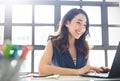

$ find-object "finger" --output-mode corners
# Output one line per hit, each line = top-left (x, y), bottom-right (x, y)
(90, 70), (96, 73)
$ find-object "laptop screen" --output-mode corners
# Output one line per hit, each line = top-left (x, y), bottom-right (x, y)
(108, 42), (120, 78)
(80, 42), (120, 78)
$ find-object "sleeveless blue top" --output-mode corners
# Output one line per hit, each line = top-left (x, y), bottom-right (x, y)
(51, 46), (87, 69)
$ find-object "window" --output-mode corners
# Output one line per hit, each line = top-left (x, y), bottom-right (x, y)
(0, 5), (5, 23)
(61, 6), (80, 19)
(83, 6), (101, 24)
(19, 51), (32, 72)
(108, 27), (120, 45)
(12, 26), (32, 45)
(35, 5), (54, 24)
(0, 26), (4, 44)
(107, 50), (116, 68)
(0, 5), (5, 44)
(34, 26), (54, 45)
(34, 50), (44, 72)
(1, 0), (120, 73)
(89, 50), (105, 67)
(12, 5), (32, 23)
(88, 26), (102, 45)
(108, 7), (120, 25)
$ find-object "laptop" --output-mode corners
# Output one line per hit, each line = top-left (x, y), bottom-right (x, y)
(80, 42), (120, 78)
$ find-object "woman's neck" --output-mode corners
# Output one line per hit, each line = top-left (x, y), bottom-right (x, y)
(68, 35), (75, 46)
(68, 35), (76, 61)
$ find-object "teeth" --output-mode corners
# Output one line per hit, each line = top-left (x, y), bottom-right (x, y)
(76, 30), (81, 34)
(77, 31), (81, 34)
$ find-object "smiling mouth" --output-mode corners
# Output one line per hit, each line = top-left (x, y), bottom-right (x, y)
(76, 30), (82, 35)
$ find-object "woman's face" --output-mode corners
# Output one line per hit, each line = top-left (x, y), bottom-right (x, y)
(65, 13), (87, 39)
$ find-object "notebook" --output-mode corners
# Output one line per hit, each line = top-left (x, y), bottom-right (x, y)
(80, 42), (120, 78)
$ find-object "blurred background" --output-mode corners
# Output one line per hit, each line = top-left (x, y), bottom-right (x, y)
(0, 0), (120, 73)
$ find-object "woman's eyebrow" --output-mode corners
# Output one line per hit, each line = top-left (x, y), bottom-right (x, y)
(77, 19), (83, 22)
(77, 19), (87, 25)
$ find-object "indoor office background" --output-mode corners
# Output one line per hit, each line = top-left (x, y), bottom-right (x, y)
(0, 0), (120, 73)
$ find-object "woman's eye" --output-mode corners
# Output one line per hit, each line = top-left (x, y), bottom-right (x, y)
(84, 24), (86, 27)
(77, 22), (86, 26)
(76, 22), (81, 24)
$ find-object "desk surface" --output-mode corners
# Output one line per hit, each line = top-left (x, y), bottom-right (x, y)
(20, 75), (120, 81)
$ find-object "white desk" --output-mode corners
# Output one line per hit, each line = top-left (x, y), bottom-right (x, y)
(20, 75), (120, 81)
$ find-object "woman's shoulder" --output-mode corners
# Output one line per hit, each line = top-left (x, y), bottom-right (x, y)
(46, 39), (56, 50)
(48, 34), (56, 40)
(46, 39), (53, 47)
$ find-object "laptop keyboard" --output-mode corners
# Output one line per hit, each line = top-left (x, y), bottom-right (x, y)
(87, 73), (109, 77)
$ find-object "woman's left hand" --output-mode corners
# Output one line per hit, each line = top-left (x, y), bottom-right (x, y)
(90, 66), (110, 73)
(98, 66), (110, 73)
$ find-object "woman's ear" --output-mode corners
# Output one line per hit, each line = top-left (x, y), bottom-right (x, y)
(65, 21), (70, 28)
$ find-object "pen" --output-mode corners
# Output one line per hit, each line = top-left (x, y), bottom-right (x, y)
(3, 43), (13, 58)
(0, 52), (3, 59)
(5, 58), (25, 81)
(20, 46), (32, 58)
(7, 46), (32, 81)
(0, 45), (6, 54)
(11, 45), (19, 58)
(0, 45), (33, 81)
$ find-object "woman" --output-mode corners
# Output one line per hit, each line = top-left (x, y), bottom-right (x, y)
(38, 8), (109, 75)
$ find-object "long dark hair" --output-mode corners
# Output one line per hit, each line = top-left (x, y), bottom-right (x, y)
(49, 8), (90, 57)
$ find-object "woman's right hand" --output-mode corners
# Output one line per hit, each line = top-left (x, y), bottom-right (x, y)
(77, 58), (91, 75)
(77, 65), (91, 75)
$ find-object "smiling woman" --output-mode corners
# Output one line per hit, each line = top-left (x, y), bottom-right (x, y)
(1, 0), (119, 74)
(38, 8), (109, 75)
(38, 8), (90, 75)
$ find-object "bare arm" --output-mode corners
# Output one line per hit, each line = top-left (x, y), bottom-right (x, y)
(38, 40), (90, 75)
